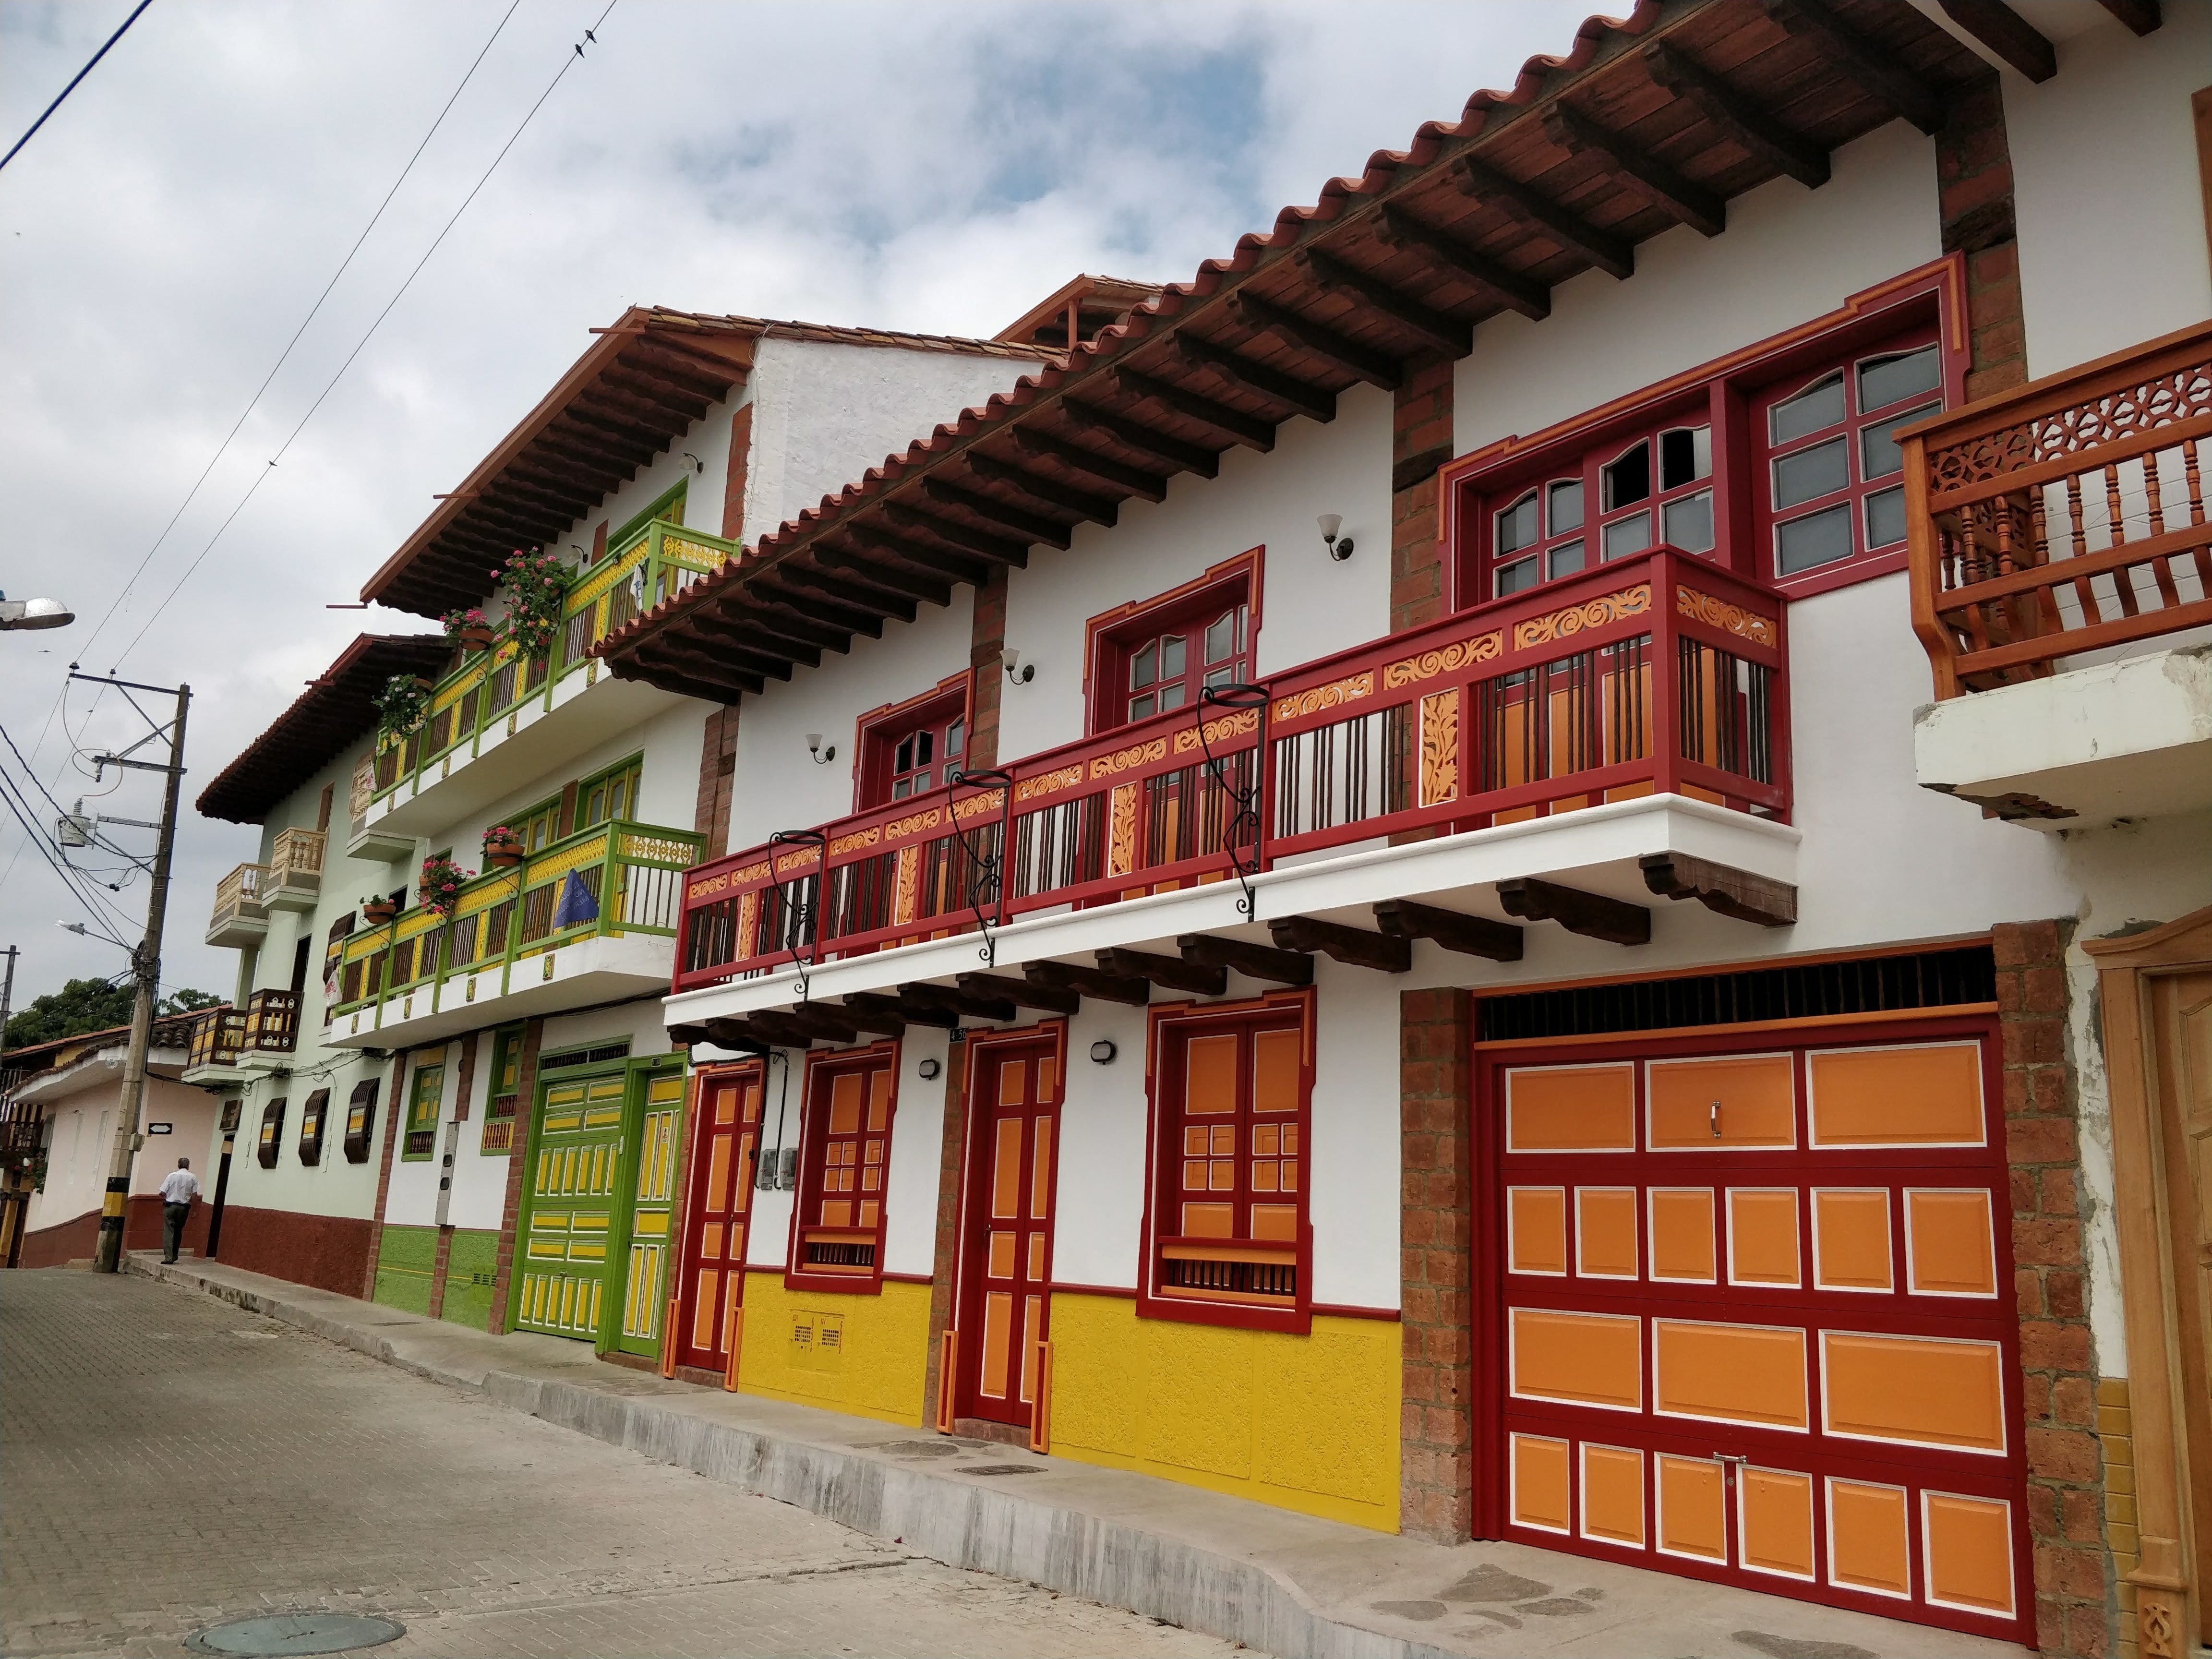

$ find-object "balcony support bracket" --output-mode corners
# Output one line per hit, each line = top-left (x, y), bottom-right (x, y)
(1372, 899), (1524, 962)
(1025, 961), (1151, 1007)
(845, 991), (960, 1032)
(1268, 916), (1413, 974)
(1497, 878), (1652, 946)
(1639, 852), (1798, 928)
(1176, 933), (1314, 987)
(899, 981), (1019, 1023)
(1097, 949), (1226, 997)
(958, 973), (1081, 1015)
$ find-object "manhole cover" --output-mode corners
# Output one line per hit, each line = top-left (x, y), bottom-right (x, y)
(962, 1463), (1044, 1476)
(186, 1613), (404, 1655)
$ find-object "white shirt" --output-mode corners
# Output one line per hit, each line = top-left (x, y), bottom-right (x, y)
(160, 1168), (200, 1205)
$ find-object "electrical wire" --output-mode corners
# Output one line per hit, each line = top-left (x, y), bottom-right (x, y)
(108, 0), (622, 673)
(0, 0), (155, 173)
(0, 765), (132, 946)
(0, 723), (141, 935)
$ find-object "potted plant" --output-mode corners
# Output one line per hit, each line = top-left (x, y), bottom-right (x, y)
(481, 824), (525, 867)
(493, 548), (567, 663)
(361, 895), (399, 926)
(419, 853), (471, 920)
(375, 673), (432, 737)
(442, 606), (494, 652)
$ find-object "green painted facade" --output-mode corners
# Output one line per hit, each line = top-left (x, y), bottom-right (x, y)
(372, 1224), (437, 1314)
(439, 1230), (501, 1330)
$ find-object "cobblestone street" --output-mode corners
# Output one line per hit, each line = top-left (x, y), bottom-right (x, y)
(0, 1270), (1243, 1659)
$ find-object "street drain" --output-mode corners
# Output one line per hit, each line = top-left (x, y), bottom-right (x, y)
(962, 1463), (1044, 1475)
(185, 1613), (405, 1655)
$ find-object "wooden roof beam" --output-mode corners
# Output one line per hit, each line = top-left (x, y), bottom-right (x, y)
(1934, 0), (2056, 81)
(1009, 428), (1168, 503)
(623, 642), (761, 700)
(678, 608), (824, 670)
(840, 524), (991, 585)
(749, 571), (891, 636)
(920, 477), (1076, 548)
(2092, 0), (2159, 34)
(1112, 366), (1277, 451)
(739, 601), (854, 652)
(1226, 291), (1401, 390)
(964, 452), (1120, 525)
(1544, 105), (1727, 238)
(880, 503), (1031, 567)
(1454, 156), (1634, 280)
(1641, 42), (1833, 186)
(654, 632), (791, 685)
(1761, 0), (1947, 134)
(1059, 401), (1221, 479)
(1376, 206), (1551, 321)
(1294, 249), (1473, 357)
(1169, 334), (1337, 423)
(803, 546), (955, 608)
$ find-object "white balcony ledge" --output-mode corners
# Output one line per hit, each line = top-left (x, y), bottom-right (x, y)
(664, 793), (1799, 1025)
(324, 929), (680, 1050)
(1913, 646), (2212, 829)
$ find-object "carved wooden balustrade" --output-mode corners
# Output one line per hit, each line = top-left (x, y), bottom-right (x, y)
(186, 1006), (248, 1070)
(675, 545), (1789, 991)
(1905, 320), (2212, 698)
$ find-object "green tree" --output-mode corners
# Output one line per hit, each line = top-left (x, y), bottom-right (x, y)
(4, 978), (220, 1051)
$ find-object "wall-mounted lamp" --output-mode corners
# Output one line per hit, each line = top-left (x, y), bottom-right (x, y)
(917, 1057), (942, 1081)
(568, 543), (587, 561)
(1003, 648), (1035, 685)
(1318, 513), (1354, 561)
(681, 452), (704, 474)
(805, 732), (838, 765)
(1089, 1039), (1117, 1065)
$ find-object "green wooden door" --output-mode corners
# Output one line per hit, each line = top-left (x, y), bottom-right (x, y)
(512, 1073), (626, 1339)
(614, 1067), (686, 1357)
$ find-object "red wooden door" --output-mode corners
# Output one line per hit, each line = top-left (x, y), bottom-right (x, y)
(672, 1061), (763, 1373)
(1485, 1020), (2031, 1645)
(958, 1035), (1061, 1429)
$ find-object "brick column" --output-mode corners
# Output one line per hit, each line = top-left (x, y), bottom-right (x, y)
(1400, 987), (1475, 1541)
(1993, 919), (2116, 1659)
(693, 702), (740, 856)
(1937, 70), (2028, 399)
(967, 567), (1009, 769)
(487, 1018), (546, 1334)
(921, 1033), (970, 1431)
(361, 1051), (411, 1300)
(1390, 354), (1456, 636)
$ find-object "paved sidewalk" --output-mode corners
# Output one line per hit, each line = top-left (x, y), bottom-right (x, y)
(127, 1255), (2029, 1659)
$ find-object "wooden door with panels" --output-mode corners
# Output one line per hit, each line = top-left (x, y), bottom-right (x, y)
(512, 1071), (627, 1340)
(672, 1060), (766, 1374)
(956, 1031), (1063, 1431)
(1486, 1021), (2031, 1645)
(2151, 969), (2212, 1644)
(613, 1066), (685, 1358)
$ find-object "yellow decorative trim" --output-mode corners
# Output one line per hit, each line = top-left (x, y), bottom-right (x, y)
(827, 826), (881, 858)
(1092, 735), (1168, 779)
(773, 846), (820, 876)
(1171, 709), (1259, 753)
(951, 789), (1005, 824)
(619, 831), (697, 865)
(1512, 584), (1649, 650)
(1419, 688), (1460, 808)
(527, 830), (610, 885)
(1275, 673), (1373, 721)
(1016, 764), (1085, 802)
(883, 807), (943, 843)
(1106, 783), (1139, 878)
(1675, 583), (1778, 648)
(1383, 631), (1503, 688)
(660, 534), (723, 570)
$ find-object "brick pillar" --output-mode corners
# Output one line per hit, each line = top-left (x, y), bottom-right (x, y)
(362, 1051), (411, 1300)
(921, 1033), (969, 1431)
(693, 702), (740, 856)
(721, 402), (754, 541)
(487, 1018), (546, 1334)
(1400, 987), (1475, 1541)
(967, 566), (1009, 769)
(1390, 354), (1456, 636)
(1937, 70), (2029, 400)
(1994, 919), (2115, 1659)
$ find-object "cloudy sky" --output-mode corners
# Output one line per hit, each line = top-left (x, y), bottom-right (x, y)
(0, 0), (1589, 1013)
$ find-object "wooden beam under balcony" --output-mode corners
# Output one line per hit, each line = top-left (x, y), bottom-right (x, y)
(1761, 0), (1947, 135)
(744, 1010), (830, 1049)
(1496, 878), (1651, 946)
(921, 477), (1076, 549)
(1025, 960), (1150, 1007)
(899, 980), (1018, 1022)
(958, 972), (1080, 1015)
(1097, 948), (1226, 997)
(1372, 899), (1524, 962)
(1639, 853), (1798, 928)
(1168, 335), (1336, 423)
(1641, 42), (1832, 187)
(1376, 206), (1551, 321)
(1059, 401), (1221, 479)
(1010, 429), (1169, 502)
(779, 1003), (872, 1044)
(1177, 933), (1313, 987)
(964, 452), (1120, 525)
(837, 1000), (910, 1038)
(1226, 291), (1402, 390)
(1294, 249), (1472, 358)
(881, 503), (1032, 566)
(845, 991), (960, 1031)
(1544, 105), (1726, 238)
(1453, 156), (1634, 280)
(1267, 916), (1411, 973)
(1112, 368), (1276, 452)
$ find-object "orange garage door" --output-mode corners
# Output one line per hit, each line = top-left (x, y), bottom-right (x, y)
(1485, 1019), (2030, 1644)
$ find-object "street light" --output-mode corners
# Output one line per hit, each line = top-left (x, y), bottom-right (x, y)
(0, 591), (73, 630)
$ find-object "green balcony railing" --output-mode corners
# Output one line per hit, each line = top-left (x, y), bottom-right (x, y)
(330, 817), (706, 1022)
(369, 521), (737, 805)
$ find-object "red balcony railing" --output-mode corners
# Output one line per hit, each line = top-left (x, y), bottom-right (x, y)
(674, 547), (1789, 991)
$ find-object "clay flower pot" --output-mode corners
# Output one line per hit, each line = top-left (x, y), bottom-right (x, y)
(361, 899), (399, 925)
(457, 624), (494, 652)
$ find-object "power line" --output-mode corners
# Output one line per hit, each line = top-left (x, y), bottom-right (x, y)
(74, 0), (525, 667)
(0, 0), (155, 173)
(110, 0), (622, 672)
(0, 760), (131, 946)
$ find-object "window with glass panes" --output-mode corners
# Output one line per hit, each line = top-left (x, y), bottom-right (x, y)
(888, 709), (963, 801)
(402, 1060), (444, 1160)
(790, 1044), (898, 1292)
(1123, 600), (1250, 724)
(1486, 415), (1714, 601)
(1756, 337), (1941, 584)
(578, 755), (641, 828)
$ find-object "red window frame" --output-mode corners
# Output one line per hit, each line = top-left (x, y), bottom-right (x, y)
(853, 673), (972, 812)
(1444, 258), (1968, 608)
(1137, 986), (1314, 1335)
(785, 1040), (901, 1295)
(1083, 548), (1262, 736)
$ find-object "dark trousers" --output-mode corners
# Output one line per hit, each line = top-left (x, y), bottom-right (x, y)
(162, 1202), (192, 1262)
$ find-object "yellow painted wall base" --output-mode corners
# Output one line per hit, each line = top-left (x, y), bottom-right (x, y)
(1048, 1293), (1401, 1532)
(735, 1272), (932, 1428)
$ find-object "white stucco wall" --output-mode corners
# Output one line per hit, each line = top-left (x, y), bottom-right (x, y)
(21, 1068), (218, 1234)
(881, 1029), (950, 1280)
(379, 1038), (462, 1230)
(2004, 5), (2212, 380)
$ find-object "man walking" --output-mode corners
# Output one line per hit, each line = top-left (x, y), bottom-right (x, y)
(159, 1158), (200, 1264)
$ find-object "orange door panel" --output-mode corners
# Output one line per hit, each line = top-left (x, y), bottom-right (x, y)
(1489, 1025), (2028, 1646)
(956, 1033), (1061, 1431)
(671, 1061), (763, 1373)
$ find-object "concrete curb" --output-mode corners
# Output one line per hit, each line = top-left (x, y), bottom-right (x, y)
(130, 1257), (1456, 1659)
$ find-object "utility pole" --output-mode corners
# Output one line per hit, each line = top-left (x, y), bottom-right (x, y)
(0, 946), (17, 1060)
(92, 680), (189, 1275)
